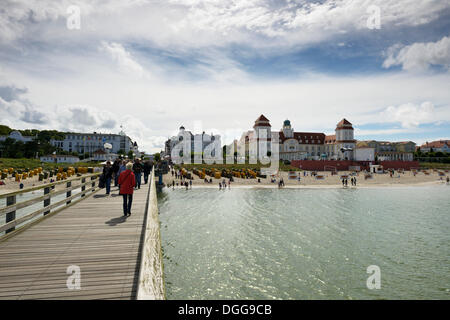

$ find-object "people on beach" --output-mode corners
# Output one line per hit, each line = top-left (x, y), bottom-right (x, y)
(118, 162), (136, 217)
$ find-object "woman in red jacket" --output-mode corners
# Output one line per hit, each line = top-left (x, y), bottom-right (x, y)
(118, 162), (136, 217)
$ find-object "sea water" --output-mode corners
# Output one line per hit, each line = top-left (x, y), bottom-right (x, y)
(159, 185), (450, 299)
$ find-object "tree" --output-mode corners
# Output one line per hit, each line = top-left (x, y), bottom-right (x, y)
(0, 125), (12, 136)
(128, 150), (134, 159)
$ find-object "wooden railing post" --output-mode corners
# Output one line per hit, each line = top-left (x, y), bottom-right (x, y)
(81, 178), (86, 197)
(5, 195), (16, 234)
(91, 176), (95, 192)
(44, 187), (51, 215)
(66, 181), (72, 205)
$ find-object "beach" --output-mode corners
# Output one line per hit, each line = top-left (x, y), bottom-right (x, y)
(163, 170), (449, 189)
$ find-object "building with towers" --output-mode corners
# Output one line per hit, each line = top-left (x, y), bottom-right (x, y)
(238, 115), (357, 161)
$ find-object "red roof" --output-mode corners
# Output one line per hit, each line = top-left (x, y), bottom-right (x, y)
(279, 131), (326, 144)
(254, 114), (271, 127)
(256, 114), (269, 122)
(421, 140), (450, 149)
(325, 135), (336, 143)
(336, 118), (353, 129)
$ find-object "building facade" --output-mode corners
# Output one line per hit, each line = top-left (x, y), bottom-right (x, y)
(279, 119), (326, 160)
(419, 140), (450, 153)
(165, 126), (222, 161)
(238, 116), (355, 161)
(50, 129), (139, 156)
(40, 155), (80, 164)
(358, 140), (415, 161)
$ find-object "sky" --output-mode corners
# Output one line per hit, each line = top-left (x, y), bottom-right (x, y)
(0, 0), (449, 153)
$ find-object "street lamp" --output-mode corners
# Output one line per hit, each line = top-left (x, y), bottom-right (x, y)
(35, 135), (40, 159)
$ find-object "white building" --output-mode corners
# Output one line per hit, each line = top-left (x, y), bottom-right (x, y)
(238, 116), (354, 161)
(355, 143), (375, 161)
(92, 150), (118, 162)
(324, 119), (356, 160)
(50, 129), (139, 156)
(40, 155), (80, 164)
(279, 119), (326, 160)
(165, 126), (221, 162)
(0, 131), (34, 143)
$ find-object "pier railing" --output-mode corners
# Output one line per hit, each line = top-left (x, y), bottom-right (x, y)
(0, 172), (101, 239)
(137, 167), (166, 300)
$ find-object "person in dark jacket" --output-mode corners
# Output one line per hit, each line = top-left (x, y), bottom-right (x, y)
(118, 162), (136, 216)
(133, 158), (144, 189)
(112, 159), (120, 187)
(143, 160), (151, 184)
(103, 161), (114, 195)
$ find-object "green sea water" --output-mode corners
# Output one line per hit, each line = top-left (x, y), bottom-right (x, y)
(158, 185), (450, 299)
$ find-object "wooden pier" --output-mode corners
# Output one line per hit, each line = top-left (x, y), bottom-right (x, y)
(0, 171), (164, 300)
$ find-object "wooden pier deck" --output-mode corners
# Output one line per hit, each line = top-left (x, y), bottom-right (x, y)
(0, 183), (151, 300)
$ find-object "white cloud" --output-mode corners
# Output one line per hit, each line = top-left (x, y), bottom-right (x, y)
(99, 41), (147, 78)
(383, 36), (450, 72)
(381, 102), (435, 128)
(1, 0), (448, 49)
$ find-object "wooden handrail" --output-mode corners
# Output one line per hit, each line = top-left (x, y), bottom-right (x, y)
(0, 178), (98, 217)
(0, 172), (101, 199)
(0, 173), (101, 237)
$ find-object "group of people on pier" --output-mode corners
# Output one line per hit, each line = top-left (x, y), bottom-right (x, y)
(101, 158), (152, 216)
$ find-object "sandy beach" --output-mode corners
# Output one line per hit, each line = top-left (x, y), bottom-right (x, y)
(163, 170), (450, 189)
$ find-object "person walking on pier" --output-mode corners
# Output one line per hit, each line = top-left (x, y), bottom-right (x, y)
(118, 162), (136, 217)
(133, 158), (144, 189)
(112, 159), (120, 187)
(103, 161), (114, 195)
(143, 160), (151, 184)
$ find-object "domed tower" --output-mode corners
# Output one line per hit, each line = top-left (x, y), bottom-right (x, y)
(282, 119), (294, 138)
(335, 119), (356, 160)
